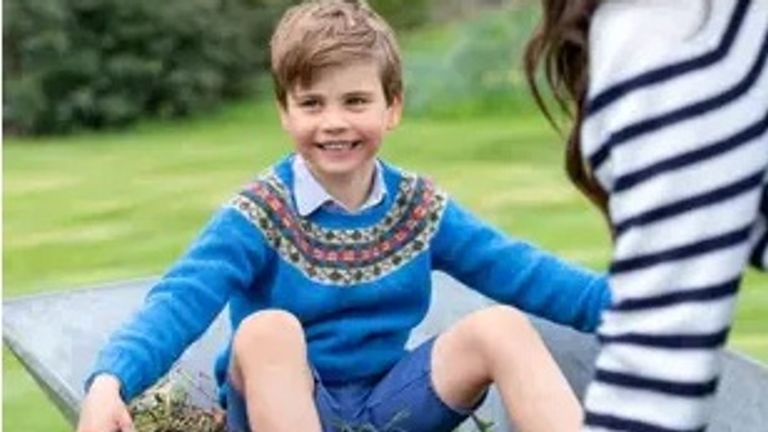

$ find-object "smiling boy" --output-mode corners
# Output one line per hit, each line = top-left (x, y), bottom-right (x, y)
(277, 60), (398, 213)
(76, 2), (610, 432)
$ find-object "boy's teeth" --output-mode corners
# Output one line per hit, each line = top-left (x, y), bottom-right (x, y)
(322, 141), (353, 150)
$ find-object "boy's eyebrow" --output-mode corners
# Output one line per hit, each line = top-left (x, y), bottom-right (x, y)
(343, 90), (376, 97)
(291, 89), (377, 99)
(290, 90), (324, 99)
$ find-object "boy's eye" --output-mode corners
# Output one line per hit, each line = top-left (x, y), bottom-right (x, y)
(299, 99), (321, 108)
(346, 96), (369, 107)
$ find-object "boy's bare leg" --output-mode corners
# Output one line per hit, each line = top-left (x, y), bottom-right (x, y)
(230, 310), (322, 432)
(432, 305), (582, 432)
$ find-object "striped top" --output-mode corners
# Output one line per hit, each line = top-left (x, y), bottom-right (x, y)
(580, 0), (767, 430)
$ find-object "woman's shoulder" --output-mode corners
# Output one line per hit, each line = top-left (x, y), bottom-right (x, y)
(593, 0), (710, 44)
(590, 0), (713, 85)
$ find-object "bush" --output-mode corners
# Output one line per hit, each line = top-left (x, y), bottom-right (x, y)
(3, 0), (283, 135)
(369, 0), (430, 30)
(404, 3), (540, 118)
(2, 0), (436, 135)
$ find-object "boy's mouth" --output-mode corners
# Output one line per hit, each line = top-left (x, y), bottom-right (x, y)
(316, 140), (362, 151)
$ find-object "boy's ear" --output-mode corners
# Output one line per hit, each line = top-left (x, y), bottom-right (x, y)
(387, 93), (404, 130)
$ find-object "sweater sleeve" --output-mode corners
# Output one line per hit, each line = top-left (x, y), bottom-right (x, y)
(85, 205), (268, 401)
(431, 199), (610, 332)
(580, 1), (768, 430)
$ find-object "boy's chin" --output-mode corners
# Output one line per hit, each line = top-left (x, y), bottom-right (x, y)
(312, 158), (375, 179)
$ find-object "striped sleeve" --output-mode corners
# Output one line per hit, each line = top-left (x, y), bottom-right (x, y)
(580, 0), (768, 430)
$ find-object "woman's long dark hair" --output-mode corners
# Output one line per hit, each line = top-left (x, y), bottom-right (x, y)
(523, 0), (608, 213)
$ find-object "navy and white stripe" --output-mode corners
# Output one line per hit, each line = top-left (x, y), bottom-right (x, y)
(581, 0), (767, 430)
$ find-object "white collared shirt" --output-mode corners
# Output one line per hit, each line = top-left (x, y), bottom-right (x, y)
(292, 155), (387, 216)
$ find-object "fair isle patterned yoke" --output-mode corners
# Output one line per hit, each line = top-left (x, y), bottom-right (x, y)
(228, 170), (448, 285)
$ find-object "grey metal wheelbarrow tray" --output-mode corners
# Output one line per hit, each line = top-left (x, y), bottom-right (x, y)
(4, 272), (768, 431)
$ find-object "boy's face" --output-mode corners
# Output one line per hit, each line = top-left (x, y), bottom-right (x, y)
(279, 60), (402, 183)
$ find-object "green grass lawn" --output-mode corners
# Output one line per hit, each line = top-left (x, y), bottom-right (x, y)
(4, 100), (767, 431)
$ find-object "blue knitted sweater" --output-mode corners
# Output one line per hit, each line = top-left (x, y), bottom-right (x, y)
(88, 156), (610, 402)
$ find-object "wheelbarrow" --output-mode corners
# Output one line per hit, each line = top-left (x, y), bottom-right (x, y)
(4, 272), (768, 431)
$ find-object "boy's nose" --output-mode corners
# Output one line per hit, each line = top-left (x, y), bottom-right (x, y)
(319, 108), (349, 133)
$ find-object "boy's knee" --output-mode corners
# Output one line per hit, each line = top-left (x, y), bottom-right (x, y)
(476, 305), (529, 329)
(468, 305), (533, 347)
(436, 306), (533, 382)
(229, 310), (308, 391)
(233, 309), (305, 353)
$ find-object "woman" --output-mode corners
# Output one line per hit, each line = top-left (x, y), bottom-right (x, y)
(524, 0), (767, 430)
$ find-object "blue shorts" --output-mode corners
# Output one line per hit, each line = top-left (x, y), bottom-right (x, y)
(225, 337), (485, 432)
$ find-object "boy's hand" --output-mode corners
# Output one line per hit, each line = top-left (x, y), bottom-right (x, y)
(77, 374), (135, 432)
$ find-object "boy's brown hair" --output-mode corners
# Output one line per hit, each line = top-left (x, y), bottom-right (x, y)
(270, 0), (403, 108)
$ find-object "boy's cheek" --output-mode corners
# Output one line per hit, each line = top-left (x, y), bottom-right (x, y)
(278, 108), (291, 131)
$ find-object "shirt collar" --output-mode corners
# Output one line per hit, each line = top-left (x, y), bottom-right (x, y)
(292, 155), (387, 217)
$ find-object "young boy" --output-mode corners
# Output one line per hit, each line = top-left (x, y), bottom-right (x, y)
(77, 1), (610, 431)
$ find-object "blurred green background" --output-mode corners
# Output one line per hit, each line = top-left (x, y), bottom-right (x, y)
(4, 1), (767, 431)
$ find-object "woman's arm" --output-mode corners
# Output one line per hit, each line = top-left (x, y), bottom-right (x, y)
(580, 1), (768, 429)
